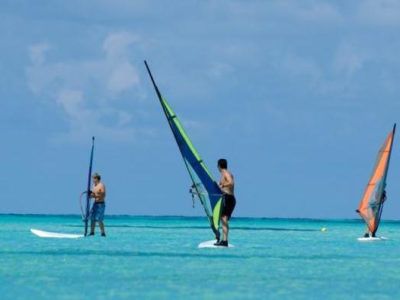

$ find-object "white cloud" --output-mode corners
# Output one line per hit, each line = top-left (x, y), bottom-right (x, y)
(107, 61), (139, 94)
(279, 53), (322, 84)
(57, 89), (85, 117)
(357, 0), (400, 26)
(53, 89), (137, 142)
(180, 118), (205, 131)
(207, 62), (234, 80)
(225, 1), (342, 24)
(278, 1), (343, 23)
(28, 43), (50, 65)
(333, 43), (369, 77)
(26, 32), (141, 142)
(103, 31), (138, 60)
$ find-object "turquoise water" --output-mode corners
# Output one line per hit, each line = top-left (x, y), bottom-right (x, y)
(1, 215), (399, 299)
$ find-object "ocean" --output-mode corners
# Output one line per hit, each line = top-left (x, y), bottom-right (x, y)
(0, 215), (399, 299)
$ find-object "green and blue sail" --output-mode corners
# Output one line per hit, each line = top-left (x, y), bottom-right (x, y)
(144, 61), (223, 239)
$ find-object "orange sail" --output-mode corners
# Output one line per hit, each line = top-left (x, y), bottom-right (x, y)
(357, 124), (396, 235)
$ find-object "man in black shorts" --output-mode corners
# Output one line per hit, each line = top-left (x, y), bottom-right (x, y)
(215, 158), (236, 247)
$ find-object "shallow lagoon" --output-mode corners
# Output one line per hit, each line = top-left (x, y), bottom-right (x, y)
(0, 215), (399, 299)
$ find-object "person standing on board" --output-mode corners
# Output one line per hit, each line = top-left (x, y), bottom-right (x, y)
(89, 173), (107, 237)
(215, 159), (236, 247)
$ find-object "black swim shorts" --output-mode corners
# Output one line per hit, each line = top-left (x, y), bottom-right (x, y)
(221, 194), (236, 219)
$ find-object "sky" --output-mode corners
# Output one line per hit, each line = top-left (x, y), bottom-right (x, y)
(1, 0), (400, 219)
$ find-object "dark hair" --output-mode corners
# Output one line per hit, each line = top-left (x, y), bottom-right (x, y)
(218, 158), (227, 169)
(93, 173), (101, 180)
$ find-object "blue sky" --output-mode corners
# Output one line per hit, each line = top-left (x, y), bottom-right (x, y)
(1, 0), (400, 218)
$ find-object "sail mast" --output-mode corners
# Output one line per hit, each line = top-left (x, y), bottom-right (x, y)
(84, 136), (95, 236)
(382, 124), (396, 183)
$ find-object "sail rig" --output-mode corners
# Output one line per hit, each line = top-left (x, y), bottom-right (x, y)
(356, 124), (396, 236)
(144, 61), (223, 240)
(83, 136), (95, 236)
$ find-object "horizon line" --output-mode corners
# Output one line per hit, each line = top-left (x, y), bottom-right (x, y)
(2, 213), (400, 223)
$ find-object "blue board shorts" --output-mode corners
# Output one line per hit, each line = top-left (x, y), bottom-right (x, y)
(90, 202), (105, 222)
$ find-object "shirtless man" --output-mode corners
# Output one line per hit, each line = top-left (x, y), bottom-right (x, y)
(215, 159), (236, 247)
(89, 173), (107, 237)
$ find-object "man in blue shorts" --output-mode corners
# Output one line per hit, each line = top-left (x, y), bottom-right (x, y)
(89, 173), (107, 237)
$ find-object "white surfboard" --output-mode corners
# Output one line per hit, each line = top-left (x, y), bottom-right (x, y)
(30, 228), (83, 239)
(198, 240), (235, 248)
(357, 236), (387, 242)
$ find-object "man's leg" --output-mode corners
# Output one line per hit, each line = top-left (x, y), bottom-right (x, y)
(99, 221), (106, 236)
(363, 225), (370, 237)
(214, 216), (228, 246)
(90, 221), (95, 235)
(222, 216), (229, 241)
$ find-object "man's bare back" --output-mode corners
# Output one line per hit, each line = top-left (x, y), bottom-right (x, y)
(219, 169), (234, 195)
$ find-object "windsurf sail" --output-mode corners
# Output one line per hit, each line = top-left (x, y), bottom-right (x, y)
(83, 136), (95, 236)
(357, 124), (396, 236)
(144, 60), (223, 240)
